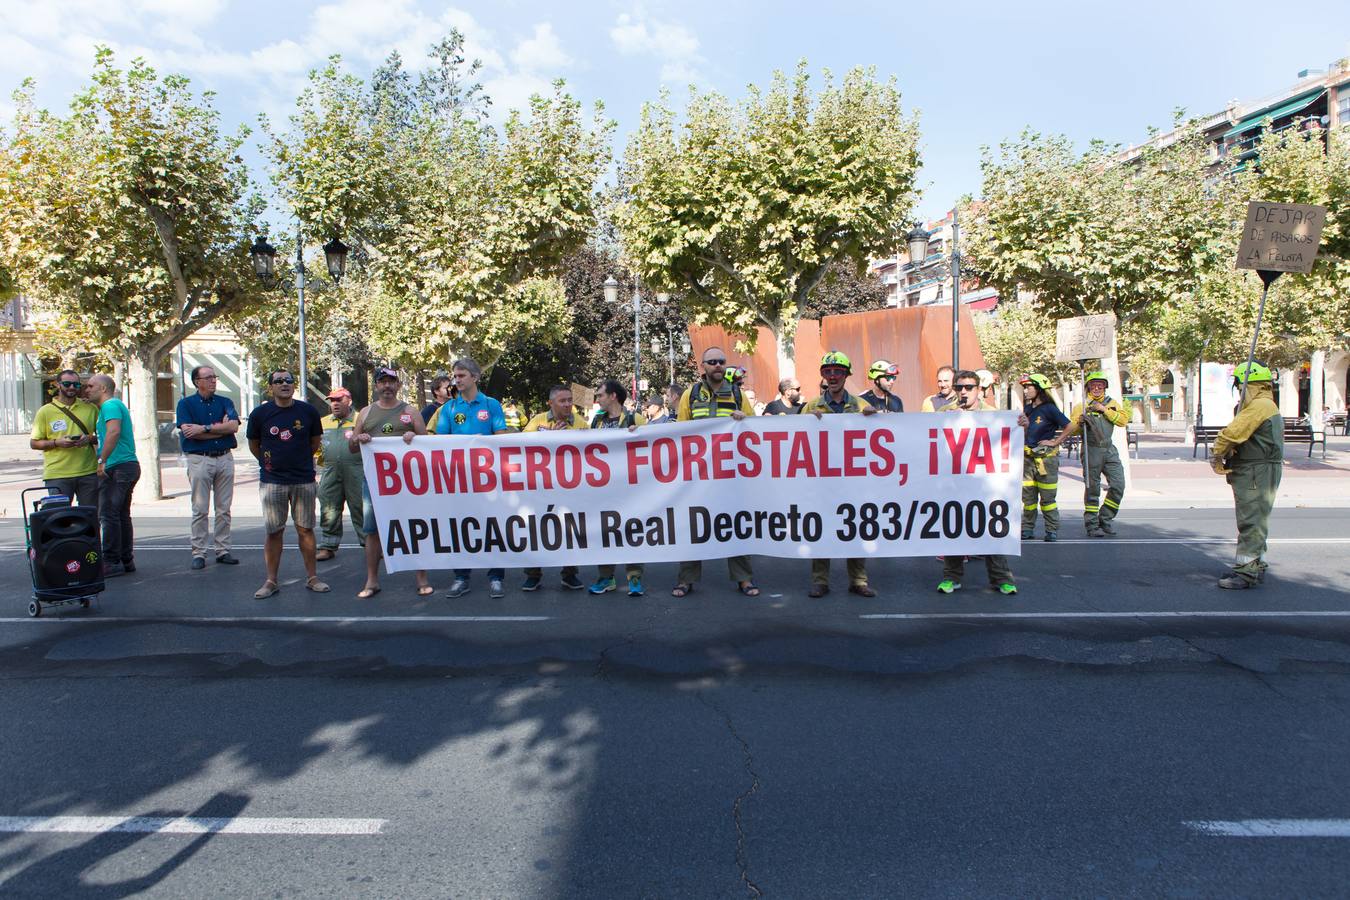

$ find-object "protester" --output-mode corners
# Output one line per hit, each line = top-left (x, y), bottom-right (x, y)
(245, 369), (328, 598)
(436, 357), (511, 598)
(802, 352), (878, 597)
(920, 366), (956, 412)
(977, 369), (997, 408)
(521, 385), (587, 592)
(673, 347), (759, 598)
(315, 388), (363, 562)
(664, 383), (683, 419)
(87, 374), (139, 577)
(420, 375), (452, 425)
(744, 388), (766, 416)
(860, 360), (904, 413)
(764, 378), (804, 415)
(1211, 362), (1283, 589)
(644, 394), (670, 424)
(30, 369), (99, 507)
(176, 365), (240, 569)
(587, 380), (648, 597)
(1045, 371), (1130, 537)
(350, 367), (432, 598)
(1019, 374), (1069, 542)
(936, 370), (1022, 596)
(503, 400), (525, 431)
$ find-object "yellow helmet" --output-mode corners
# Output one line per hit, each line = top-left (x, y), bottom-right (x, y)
(1233, 361), (1273, 383)
(1020, 373), (1051, 390)
(868, 359), (898, 380)
(1085, 370), (1109, 385)
(820, 351), (852, 373)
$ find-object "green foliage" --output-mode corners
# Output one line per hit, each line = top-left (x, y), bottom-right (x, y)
(972, 302), (1077, 384)
(799, 261), (890, 319)
(1, 48), (266, 360)
(617, 62), (921, 366)
(262, 37), (613, 371)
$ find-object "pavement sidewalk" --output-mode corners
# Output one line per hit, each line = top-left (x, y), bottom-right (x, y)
(2, 431), (1347, 519)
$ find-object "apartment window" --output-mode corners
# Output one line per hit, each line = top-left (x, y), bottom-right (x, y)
(1339, 90), (1350, 124)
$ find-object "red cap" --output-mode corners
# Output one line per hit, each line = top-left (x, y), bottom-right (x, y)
(325, 388), (352, 400)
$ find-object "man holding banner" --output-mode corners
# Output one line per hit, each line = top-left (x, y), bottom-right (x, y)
(672, 347), (759, 598)
(521, 385), (588, 592)
(587, 380), (649, 597)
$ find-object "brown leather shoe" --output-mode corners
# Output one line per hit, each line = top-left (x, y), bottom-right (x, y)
(808, 584), (829, 598)
(848, 584), (878, 598)
(315, 548), (336, 561)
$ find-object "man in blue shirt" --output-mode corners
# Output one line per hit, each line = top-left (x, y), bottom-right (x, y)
(175, 365), (241, 570)
(435, 357), (510, 599)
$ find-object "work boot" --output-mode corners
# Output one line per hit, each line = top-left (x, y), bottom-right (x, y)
(1021, 529), (1035, 540)
(808, 584), (829, 598)
(1218, 573), (1256, 590)
(1043, 532), (1058, 543)
(1099, 522), (1117, 536)
(1087, 526), (1106, 538)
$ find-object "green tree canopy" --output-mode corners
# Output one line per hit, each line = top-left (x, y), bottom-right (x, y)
(617, 62), (921, 376)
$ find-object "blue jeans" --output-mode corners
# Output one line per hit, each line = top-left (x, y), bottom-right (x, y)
(98, 461), (140, 564)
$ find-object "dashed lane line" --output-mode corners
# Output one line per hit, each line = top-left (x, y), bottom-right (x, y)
(0, 816), (386, 835)
(1184, 819), (1350, 837)
(861, 610), (1350, 620)
(0, 615), (552, 624)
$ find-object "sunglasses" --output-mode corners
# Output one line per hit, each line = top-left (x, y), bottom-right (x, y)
(195, 374), (218, 381)
(59, 381), (82, 388)
(703, 358), (726, 366)
(271, 377), (295, 385)
(955, 384), (979, 391)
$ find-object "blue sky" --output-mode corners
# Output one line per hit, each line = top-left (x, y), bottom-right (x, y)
(3, 0), (1347, 222)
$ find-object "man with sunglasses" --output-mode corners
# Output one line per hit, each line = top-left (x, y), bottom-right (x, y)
(935, 370), (1023, 596)
(176, 365), (241, 569)
(672, 347), (760, 598)
(30, 369), (100, 507)
(246, 370), (327, 599)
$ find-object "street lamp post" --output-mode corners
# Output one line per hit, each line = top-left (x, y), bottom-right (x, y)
(650, 324), (690, 387)
(906, 207), (963, 370)
(250, 231), (349, 402)
(605, 276), (668, 398)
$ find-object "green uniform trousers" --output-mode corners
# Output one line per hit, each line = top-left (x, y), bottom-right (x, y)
(1082, 443), (1124, 530)
(318, 463), (365, 550)
(1021, 453), (1060, 535)
(942, 554), (1014, 587)
(811, 558), (867, 587)
(524, 566), (579, 580)
(678, 556), (753, 585)
(1227, 461), (1281, 580)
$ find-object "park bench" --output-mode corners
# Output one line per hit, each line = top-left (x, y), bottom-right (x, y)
(1328, 414), (1347, 437)
(1192, 425), (1224, 459)
(1283, 418), (1326, 459)
(1050, 429), (1136, 459)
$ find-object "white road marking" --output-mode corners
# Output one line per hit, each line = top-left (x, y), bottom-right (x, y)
(861, 611), (1350, 620)
(1184, 819), (1350, 837)
(0, 616), (551, 624)
(0, 815), (385, 835)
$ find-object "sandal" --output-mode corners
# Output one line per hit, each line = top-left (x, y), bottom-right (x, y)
(671, 582), (695, 598)
(306, 577), (331, 593)
(737, 581), (761, 597)
(253, 580), (279, 599)
(416, 585), (435, 596)
(356, 586), (381, 599)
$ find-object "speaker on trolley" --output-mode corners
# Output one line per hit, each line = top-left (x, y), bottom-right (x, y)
(29, 499), (103, 600)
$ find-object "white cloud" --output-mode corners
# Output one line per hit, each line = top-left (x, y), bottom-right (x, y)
(609, 11), (703, 85)
(510, 23), (572, 73)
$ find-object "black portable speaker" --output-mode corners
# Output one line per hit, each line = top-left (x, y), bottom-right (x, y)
(29, 504), (103, 598)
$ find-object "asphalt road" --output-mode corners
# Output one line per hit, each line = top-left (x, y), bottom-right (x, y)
(0, 508), (1348, 898)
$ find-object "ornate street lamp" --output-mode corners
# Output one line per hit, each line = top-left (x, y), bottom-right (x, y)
(250, 236), (277, 287)
(323, 237), (350, 285)
(606, 276), (669, 397)
(904, 213), (963, 370)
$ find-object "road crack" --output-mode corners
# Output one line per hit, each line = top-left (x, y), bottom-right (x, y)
(697, 691), (763, 898)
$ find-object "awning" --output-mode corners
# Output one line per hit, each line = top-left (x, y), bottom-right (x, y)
(967, 295), (999, 312)
(1222, 89), (1325, 139)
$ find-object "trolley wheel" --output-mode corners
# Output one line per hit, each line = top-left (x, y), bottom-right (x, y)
(28, 600), (40, 618)
(80, 598), (91, 608)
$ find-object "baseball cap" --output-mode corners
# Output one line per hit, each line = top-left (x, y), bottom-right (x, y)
(374, 366), (399, 381)
(325, 387), (352, 400)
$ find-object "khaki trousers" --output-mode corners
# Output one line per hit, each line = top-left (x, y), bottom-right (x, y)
(187, 453), (234, 558)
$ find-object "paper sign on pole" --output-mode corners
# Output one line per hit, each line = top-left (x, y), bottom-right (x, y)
(1055, 313), (1116, 363)
(1235, 201), (1325, 274)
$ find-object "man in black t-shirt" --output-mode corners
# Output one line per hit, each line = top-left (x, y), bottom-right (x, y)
(246, 370), (327, 599)
(763, 377), (804, 415)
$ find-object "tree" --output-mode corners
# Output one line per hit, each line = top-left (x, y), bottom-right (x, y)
(972, 302), (1076, 387)
(617, 62), (921, 376)
(263, 37), (613, 372)
(1, 49), (266, 497)
(799, 261), (890, 319)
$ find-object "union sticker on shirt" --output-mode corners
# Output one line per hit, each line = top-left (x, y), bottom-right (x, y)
(51, 420), (67, 433)
(269, 426), (280, 435)
(280, 430), (292, 441)
(476, 410), (490, 422)
(399, 413), (413, 424)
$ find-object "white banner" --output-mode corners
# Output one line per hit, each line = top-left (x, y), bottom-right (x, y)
(361, 414), (1023, 572)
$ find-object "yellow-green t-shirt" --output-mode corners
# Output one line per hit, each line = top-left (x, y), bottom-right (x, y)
(31, 399), (99, 479)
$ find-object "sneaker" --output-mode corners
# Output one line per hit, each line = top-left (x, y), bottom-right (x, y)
(122, 560), (136, 573)
(560, 572), (584, 591)
(1218, 573), (1255, 590)
(521, 576), (541, 592)
(998, 583), (1018, 595)
(936, 580), (961, 594)
(588, 577), (617, 595)
(190, 557), (206, 570)
(1099, 522), (1116, 536)
(216, 553), (240, 565)
(102, 562), (125, 578)
(1043, 532), (1058, 543)
(445, 578), (470, 598)
(627, 576), (645, 597)
(1021, 530), (1034, 540)
(489, 578), (505, 599)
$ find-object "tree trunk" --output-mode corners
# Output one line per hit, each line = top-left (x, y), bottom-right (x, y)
(127, 347), (164, 500)
(770, 320), (796, 380)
